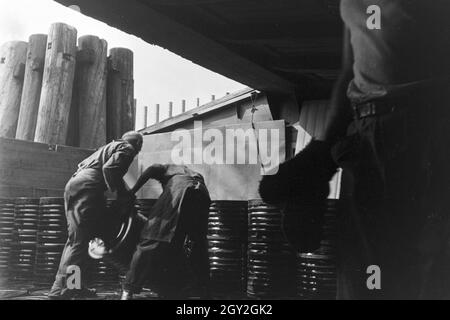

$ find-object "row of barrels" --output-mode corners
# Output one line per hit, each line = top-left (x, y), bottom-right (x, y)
(0, 198), (63, 284)
(208, 200), (340, 300)
(0, 198), (155, 288)
(0, 197), (340, 299)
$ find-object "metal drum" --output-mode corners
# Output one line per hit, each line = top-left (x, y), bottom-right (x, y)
(247, 200), (296, 299)
(34, 197), (67, 286)
(207, 201), (247, 297)
(12, 198), (40, 281)
(296, 200), (339, 300)
(88, 259), (119, 287)
(99, 199), (156, 275)
(0, 199), (16, 278)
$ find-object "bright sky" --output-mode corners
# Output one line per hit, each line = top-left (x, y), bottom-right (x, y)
(0, 0), (247, 129)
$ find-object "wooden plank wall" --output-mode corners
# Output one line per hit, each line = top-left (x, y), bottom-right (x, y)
(135, 120), (286, 201)
(0, 138), (94, 198)
(294, 100), (342, 199)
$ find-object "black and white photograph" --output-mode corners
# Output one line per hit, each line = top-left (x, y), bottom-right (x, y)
(0, 0), (449, 304)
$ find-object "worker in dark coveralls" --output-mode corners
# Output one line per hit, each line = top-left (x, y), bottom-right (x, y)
(48, 131), (143, 299)
(121, 164), (211, 300)
(259, 1), (450, 299)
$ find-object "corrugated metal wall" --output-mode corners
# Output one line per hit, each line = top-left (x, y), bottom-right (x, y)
(294, 100), (342, 199)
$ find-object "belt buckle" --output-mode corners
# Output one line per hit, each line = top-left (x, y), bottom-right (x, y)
(354, 102), (373, 119)
(370, 103), (376, 116)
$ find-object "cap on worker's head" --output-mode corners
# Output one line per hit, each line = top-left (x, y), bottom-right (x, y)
(122, 131), (144, 152)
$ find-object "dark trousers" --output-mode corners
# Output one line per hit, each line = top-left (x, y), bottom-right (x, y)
(123, 187), (210, 297)
(49, 178), (105, 296)
(333, 90), (450, 299)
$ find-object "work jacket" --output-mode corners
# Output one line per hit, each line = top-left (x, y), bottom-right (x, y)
(73, 140), (138, 193)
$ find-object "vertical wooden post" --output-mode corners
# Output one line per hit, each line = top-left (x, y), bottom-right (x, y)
(197, 98), (200, 107)
(0, 41), (28, 138)
(148, 104), (159, 126)
(211, 95), (216, 101)
(156, 104), (160, 123)
(169, 101), (173, 118)
(107, 47), (134, 141)
(182, 99), (186, 113)
(16, 35), (47, 141)
(35, 23), (77, 145)
(143, 106), (148, 129)
(71, 35), (108, 149)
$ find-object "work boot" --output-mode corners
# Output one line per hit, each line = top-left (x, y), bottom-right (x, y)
(120, 290), (133, 300)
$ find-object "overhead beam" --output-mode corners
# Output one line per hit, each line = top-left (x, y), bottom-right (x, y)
(215, 22), (343, 40)
(55, 0), (295, 93)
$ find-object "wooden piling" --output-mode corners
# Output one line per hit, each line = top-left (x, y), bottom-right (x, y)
(72, 35), (108, 149)
(16, 34), (47, 141)
(0, 41), (28, 138)
(34, 23), (77, 145)
(106, 47), (134, 140)
(182, 99), (186, 113)
(133, 98), (137, 130)
(66, 82), (79, 147)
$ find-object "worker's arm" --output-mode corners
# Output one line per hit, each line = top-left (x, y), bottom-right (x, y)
(130, 164), (167, 194)
(258, 27), (354, 207)
(102, 143), (137, 196)
(317, 27), (354, 143)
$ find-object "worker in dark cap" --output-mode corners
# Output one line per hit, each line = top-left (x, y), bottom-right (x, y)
(48, 131), (143, 300)
(120, 164), (211, 300)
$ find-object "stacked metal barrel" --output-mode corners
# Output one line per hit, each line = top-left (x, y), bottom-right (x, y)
(88, 259), (119, 287)
(207, 201), (248, 298)
(0, 199), (16, 279)
(12, 198), (40, 281)
(247, 200), (296, 298)
(296, 200), (339, 300)
(34, 198), (67, 286)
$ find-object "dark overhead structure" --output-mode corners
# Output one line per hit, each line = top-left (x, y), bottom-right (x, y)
(55, 0), (343, 98)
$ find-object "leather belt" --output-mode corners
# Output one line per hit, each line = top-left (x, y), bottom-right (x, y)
(353, 100), (398, 119)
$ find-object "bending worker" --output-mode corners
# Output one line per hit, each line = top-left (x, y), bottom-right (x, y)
(121, 164), (211, 300)
(49, 131), (143, 299)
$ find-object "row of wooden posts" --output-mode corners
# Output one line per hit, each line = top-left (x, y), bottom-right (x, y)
(141, 94), (231, 129)
(0, 22), (135, 149)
